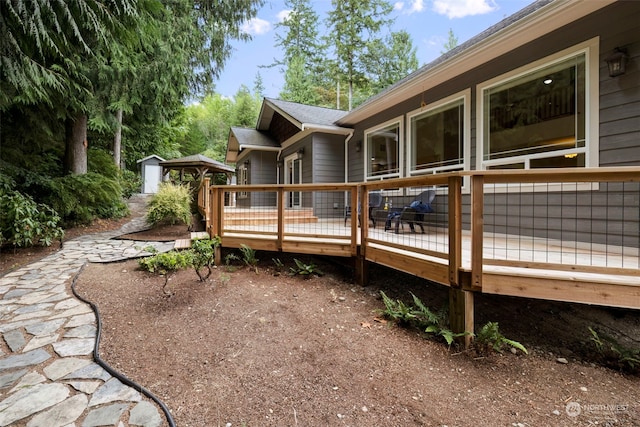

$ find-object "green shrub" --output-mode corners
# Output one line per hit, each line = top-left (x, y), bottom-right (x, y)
(119, 169), (142, 199)
(47, 173), (128, 226)
(191, 237), (221, 281)
(88, 148), (119, 178)
(146, 183), (192, 227)
(0, 190), (64, 249)
(138, 250), (193, 296)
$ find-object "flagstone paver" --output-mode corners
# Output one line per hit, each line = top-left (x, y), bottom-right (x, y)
(0, 194), (174, 426)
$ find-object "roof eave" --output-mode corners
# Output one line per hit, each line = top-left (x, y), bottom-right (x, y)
(337, 0), (615, 126)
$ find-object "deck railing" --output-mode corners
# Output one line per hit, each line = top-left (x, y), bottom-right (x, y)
(202, 168), (640, 311)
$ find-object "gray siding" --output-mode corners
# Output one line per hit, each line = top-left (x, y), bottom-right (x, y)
(237, 151), (278, 208)
(312, 134), (346, 219)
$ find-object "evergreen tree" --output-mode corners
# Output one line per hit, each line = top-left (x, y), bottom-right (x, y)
(233, 85), (259, 128)
(1, 0), (262, 175)
(274, 0), (327, 105)
(325, 0), (394, 110)
(363, 30), (419, 95)
(442, 28), (459, 54)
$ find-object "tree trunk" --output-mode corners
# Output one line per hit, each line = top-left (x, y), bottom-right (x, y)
(64, 113), (88, 175)
(113, 109), (123, 169)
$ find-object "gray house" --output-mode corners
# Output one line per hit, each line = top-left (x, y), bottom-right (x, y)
(226, 0), (638, 244)
(226, 98), (351, 210)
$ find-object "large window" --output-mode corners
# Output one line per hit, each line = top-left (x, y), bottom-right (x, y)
(365, 119), (401, 180)
(408, 93), (467, 175)
(479, 42), (596, 170)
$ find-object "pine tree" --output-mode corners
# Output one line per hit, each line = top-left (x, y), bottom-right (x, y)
(325, 0), (394, 110)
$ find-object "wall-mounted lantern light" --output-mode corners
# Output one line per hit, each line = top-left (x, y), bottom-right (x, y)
(355, 140), (362, 152)
(297, 148), (305, 159)
(605, 47), (628, 77)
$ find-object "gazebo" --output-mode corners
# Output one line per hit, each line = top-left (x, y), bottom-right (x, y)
(159, 154), (235, 187)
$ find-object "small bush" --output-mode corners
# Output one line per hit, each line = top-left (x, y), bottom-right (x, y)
(119, 169), (142, 199)
(191, 237), (221, 281)
(146, 183), (192, 227)
(0, 190), (64, 249)
(138, 250), (193, 296)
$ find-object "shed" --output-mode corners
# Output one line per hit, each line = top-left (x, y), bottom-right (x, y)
(137, 155), (166, 194)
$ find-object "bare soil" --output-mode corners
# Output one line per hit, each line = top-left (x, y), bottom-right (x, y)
(2, 209), (639, 427)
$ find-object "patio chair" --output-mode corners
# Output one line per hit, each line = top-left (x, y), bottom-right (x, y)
(344, 191), (383, 227)
(388, 189), (436, 234)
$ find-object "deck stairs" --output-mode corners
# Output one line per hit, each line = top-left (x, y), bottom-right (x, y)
(222, 208), (318, 227)
(174, 231), (210, 249)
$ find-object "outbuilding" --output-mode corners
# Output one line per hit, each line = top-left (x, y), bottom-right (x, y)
(137, 155), (166, 194)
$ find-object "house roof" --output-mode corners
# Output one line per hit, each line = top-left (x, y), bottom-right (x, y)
(160, 154), (235, 174)
(258, 98), (349, 131)
(226, 127), (279, 163)
(336, 0), (615, 126)
(136, 154), (165, 164)
(226, 98), (352, 163)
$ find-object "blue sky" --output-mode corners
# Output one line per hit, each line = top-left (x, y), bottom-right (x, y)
(214, 0), (534, 99)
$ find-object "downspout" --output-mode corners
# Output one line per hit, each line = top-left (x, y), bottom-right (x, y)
(276, 149), (284, 185)
(344, 131), (354, 208)
(344, 131), (354, 183)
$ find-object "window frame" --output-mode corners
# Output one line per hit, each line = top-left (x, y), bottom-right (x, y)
(363, 116), (404, 182)
(406, 89), (471, 177)
(237, 163), (248, 199)
(476, 37), (599, 172)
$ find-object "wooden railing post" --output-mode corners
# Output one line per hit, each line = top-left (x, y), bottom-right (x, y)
(277, 187), (285, 252)
(470, 175), (484, 290)
(449, 175), (474, 348)
(355, 185), (367, 286)
(212, 186), (222, 266)
(448, 176), (462, 287)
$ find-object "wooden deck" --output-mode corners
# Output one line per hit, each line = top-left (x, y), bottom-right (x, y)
(198, 170), (640, 345)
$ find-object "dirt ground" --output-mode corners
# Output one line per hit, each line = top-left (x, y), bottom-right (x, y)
(2, 209), (639, 427)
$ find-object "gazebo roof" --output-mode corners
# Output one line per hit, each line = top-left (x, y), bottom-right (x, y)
(159, 154), (235, 175)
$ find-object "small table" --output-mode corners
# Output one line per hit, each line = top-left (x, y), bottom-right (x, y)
(371, 208), (402, 230)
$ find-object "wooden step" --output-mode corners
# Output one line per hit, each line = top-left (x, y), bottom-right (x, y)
(223, 208), (318, 226)
(174, 231), (212, 250)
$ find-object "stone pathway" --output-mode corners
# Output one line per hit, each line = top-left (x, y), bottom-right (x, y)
(0, 195), (176, 426)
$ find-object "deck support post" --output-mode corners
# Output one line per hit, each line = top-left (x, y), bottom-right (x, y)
(449, 288), (474, 349)
(354, 247), (368, 286)
(212, 187), (222, 267)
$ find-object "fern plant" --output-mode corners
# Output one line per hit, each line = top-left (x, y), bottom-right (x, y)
(475, 322), (528, 355)
(289, 258), (324, 278)
(589, 327), (639, 372)
(239, 244), (258, 272)
(378, 292), (464, 345)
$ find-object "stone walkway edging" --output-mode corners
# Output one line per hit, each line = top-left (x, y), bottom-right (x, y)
(0, 194), (176, 427)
